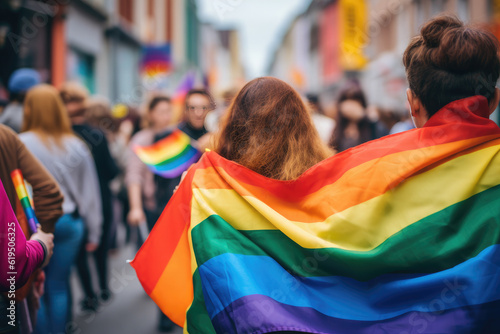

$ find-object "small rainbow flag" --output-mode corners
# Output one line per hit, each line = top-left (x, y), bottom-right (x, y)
(171, 71), (196, 121)
(11, 169), (38, 233)
(172, 71), (196, 104)
(131, 96), (500, 333)
(133, 129), (201, 179)
(140, 44), (171, 79)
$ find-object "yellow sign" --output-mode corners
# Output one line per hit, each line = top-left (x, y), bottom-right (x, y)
(494, 0), (500, 19)
(340, 0), (368, 71)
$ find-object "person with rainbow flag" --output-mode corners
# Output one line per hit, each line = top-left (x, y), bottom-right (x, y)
(20, 84), (102, 334)
(132, 16), (500, 333)
(0, 124), (60, 334)
(152, 89), (214, 218)
(128, 88), (214, 331)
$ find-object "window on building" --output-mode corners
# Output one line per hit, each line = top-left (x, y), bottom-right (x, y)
(67, 48), (95, 94)
(457, 0), (470, 22)
(119, 0), (133, 24)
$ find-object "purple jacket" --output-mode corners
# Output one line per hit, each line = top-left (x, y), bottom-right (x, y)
(0, 179), (44, 292)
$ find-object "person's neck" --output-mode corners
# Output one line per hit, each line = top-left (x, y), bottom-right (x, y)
(345, 121), (360, 139)
(152, 124), (168, 133)
(184, 121), (203, 132)
(348, 120), (360, 128)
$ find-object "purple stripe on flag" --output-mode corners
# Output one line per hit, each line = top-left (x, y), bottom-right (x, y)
(211, 294), (500, 334)
(148, 150), (201, 178)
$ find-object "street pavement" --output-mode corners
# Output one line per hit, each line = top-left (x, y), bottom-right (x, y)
(69, 243), (183, 334)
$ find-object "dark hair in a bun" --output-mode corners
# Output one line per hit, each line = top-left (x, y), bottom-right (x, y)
(403, 15), (500, 117)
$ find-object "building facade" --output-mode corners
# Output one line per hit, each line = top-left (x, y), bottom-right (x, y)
(364, 0), (495, 113)
(0, 0), (213, 106)
(268, 0), (500, 123)
(199, 23), (245, 96)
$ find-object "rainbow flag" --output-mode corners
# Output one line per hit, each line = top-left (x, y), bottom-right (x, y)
(132, 129), (201, 178)
(11, 169), (38, 233)
(172, 71), (196, 104)
(140, 44), (171, 79)
(169, 71), (196, 122)
(131, 96), (500, 333)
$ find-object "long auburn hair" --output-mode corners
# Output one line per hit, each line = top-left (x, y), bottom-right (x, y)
(23, 84), (76, 148)
(215, 77), (332, 181)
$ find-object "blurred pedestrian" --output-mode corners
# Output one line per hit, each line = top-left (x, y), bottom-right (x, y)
(60, 82), (119, 311)
(86, 99), (131, 251)
(127, 90), (215, 332)
(329, 84), (386, 152)
(19, 84), (102, 334)
(306, 93), (335, 145)
(153, 89), (214, 219)
(0, 124), (62, 334)
(0, 99), (8, 114)
(126, 96), (173, 232)
(178, 89), (213, 147)
(109, 104), (142, 250)
(0, 69), (41, 133)
(205, 88), (236, 132)
(125, 95), (177, 332)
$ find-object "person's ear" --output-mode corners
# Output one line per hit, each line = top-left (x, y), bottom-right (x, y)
(406, 89), (428, 128)
(488, 87), (500, 115)
(406, 88), (419, 117)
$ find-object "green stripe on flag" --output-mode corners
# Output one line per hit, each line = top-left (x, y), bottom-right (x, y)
(191, 184), (500, 281)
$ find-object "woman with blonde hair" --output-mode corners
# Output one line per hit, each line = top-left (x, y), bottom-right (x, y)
(19, 84), (102, 334)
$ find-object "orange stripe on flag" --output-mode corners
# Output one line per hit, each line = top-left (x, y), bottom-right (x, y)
(150, 226), (193, 327)
(130, 168), (196, 294)
(192, 136), (500, 223)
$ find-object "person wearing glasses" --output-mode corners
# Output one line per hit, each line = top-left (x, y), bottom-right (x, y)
(140, 89), (213, 332)
(177, 89), (214, 147)
(126, 96), (174, 234)
(126, 90), (214, 238)
(152, 89), (214, 232)
(126, 95), (175, 331)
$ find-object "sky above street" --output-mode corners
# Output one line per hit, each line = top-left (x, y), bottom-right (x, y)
(196, 0), (311, 79)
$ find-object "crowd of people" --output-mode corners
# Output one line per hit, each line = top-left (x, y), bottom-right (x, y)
(1, 14), (500, 334)
(0, 65), (236, 333)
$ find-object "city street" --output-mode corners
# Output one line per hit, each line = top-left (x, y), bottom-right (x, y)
(2, 0), (500, 333)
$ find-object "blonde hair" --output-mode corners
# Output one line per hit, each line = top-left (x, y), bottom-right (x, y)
(23, 84), (76, 147)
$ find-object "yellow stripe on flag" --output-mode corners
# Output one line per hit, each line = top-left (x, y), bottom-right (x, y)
(190, 142), (500, 252)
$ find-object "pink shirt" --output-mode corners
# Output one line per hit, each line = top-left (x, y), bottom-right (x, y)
(0, 179), (44, 292)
